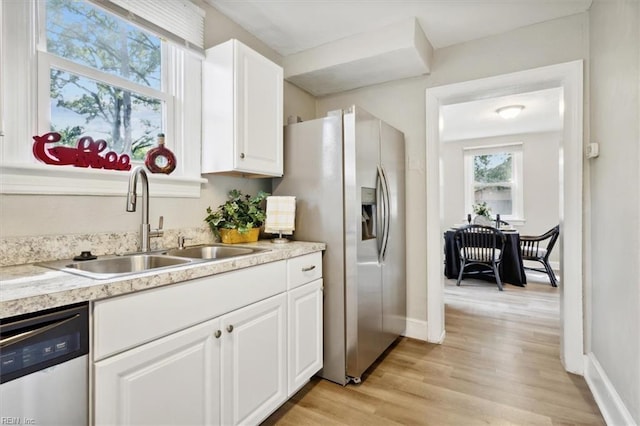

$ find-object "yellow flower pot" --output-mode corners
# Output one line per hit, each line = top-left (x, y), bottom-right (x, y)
(219, 228), (260, 244)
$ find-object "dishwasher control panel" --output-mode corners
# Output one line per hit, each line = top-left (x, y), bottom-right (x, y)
(0, 303), (88, 384)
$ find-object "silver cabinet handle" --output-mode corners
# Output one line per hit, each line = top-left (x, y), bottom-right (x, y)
(239, 153), (245, 159)
(226, 325), (234, 333)
(301, 265), (316, 272)
(214, 330), (222, 339)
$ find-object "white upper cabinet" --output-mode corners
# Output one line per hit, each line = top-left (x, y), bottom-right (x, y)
(202, 39), (283, 177)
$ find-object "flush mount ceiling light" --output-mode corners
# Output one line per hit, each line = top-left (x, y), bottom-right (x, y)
(496, 104), (525, 119)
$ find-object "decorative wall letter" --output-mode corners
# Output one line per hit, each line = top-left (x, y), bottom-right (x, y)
(32, 132), (131, 171)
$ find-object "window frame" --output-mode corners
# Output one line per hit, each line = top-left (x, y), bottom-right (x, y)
(463, 143), (524, 221)
(0, 0), (204, 197)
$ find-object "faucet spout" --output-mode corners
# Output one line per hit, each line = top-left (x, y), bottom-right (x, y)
(126, 166), (156, 252)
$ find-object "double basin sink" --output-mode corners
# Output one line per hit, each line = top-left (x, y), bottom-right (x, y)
(41, 245), (268, 280)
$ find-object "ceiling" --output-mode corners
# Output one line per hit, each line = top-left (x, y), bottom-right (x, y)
(441, 88), (563, 141)
(205, 0), (591, 56)
(204, 0), (587, 136)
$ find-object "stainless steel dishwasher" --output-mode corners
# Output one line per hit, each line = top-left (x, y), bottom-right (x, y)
(0, 303), (89, 425)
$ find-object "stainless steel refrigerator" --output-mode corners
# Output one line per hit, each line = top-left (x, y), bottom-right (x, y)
(272, 106), (406, 385)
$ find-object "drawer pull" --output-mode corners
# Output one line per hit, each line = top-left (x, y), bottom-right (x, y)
(226, 325), (234, 333)
(301, 265), (316, 272)
(214, 330), (222, 339)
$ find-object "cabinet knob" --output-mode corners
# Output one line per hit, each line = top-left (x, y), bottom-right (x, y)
(226, 325), (234, 333)
(214, 330), (222, 339)
(239, 153), (245, 159)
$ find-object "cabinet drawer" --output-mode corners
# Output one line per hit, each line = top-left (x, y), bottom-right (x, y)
(287, 252), (322, 290)
(93, 261), (286, 361)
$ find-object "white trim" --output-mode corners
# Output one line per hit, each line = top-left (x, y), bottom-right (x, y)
(1, 0), (37, 163)
(425, 61), (585, 375)
(584, 353), (637, 426)
(425, 89), (445, 343)
(403, 318), (429, 341)
(0, 0), (4, 138)
(42, 54), (168, 101)
(463, 145), (524, 220)
(461, 142), (523, 152)
(1, 0), (203, 196)
(0, 164), (205, 197)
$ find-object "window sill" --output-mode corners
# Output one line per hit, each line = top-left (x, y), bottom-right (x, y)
(0, 164), (206, 197)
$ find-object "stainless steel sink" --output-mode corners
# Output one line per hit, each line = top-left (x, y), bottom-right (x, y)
(163, 245), (266, 260)
(40, 244), (270, 279)
(40, 254), (196, 280)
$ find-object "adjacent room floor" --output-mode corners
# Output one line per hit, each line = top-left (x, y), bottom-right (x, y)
(263, 272), (604, 425)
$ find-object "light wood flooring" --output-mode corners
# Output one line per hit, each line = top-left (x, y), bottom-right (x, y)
(263, 272), (605, 425)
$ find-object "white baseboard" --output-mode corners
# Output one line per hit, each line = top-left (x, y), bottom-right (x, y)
(584, 353), (637, 426)
(403, 318), (429, 341)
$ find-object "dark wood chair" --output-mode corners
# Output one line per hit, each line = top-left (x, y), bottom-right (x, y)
(454, 225), (507, 291)
(519, 225), (560, 287)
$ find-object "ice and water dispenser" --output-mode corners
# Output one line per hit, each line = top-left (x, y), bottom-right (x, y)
(361, 187), (377, 240)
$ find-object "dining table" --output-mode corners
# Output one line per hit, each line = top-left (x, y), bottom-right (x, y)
(443, 226), (527, 287)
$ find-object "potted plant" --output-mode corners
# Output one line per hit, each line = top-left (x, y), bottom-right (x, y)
(204, 189), (269, 243)
(472, 201), (492, 218)
(472, 202), (493, 225)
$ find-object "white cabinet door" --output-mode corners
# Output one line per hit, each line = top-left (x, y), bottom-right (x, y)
(287, 279), (323, 396)
(234, 42), (283, 176)
(94, 318), (221, 426)
(220, 293), (287, 426)
(202, 39), (283, 177)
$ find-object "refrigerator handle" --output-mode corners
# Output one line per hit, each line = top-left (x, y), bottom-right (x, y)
(378, 165), (391, 262)
(376, 166), (385, 258)
(382, 165), (392, 261)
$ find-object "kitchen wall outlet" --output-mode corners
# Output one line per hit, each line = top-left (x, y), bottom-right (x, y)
(586, 142), (600, 159)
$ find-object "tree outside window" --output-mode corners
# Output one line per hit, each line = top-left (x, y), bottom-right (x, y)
(464, 145), (523, 220)
(2, 0), (203, 196)
(45, 0), (164, 160)
(473, 153), (513, 215)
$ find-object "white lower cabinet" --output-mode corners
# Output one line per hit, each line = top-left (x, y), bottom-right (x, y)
(93, 255), (322, 426)
(287, 279), (323, 396)
(94, 295), (287, 426)
(221, 293), (287, 425)
(94, 318), (222, 425)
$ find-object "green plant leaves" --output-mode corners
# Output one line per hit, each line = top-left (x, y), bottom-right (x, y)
(204, 190), (269, 237)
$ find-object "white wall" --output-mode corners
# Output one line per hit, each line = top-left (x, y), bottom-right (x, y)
(441, 132), (561, 260)
(315, 13), (588, 335)
(0, 3), (316, 239)
(588, 0), (640, 422)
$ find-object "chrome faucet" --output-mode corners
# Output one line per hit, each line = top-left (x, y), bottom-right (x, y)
(126, 166), (163, 252)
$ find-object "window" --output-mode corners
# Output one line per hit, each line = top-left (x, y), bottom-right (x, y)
(0, 0), (205, 196)
(464, 144), (523, 220)
(42, 0), (165, 161)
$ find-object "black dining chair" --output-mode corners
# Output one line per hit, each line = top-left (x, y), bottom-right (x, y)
(519, 225), (560, 287)
(496, 219), (510, 227)
(454, 225), (507, 291)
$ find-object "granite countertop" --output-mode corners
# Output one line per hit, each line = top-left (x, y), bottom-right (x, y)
(0, 240), (325, 319)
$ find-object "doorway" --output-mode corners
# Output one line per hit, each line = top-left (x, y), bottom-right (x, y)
(424, 61), (584, 374)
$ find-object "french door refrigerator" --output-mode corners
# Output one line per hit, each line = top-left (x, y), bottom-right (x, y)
(272, 106), (406, 385)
